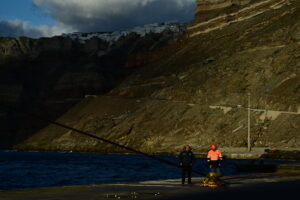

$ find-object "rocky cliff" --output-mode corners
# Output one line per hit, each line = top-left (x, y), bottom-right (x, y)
(0, 22), (186, 149)
(14, 0), (300, 154)
(189, 0), (291, 37)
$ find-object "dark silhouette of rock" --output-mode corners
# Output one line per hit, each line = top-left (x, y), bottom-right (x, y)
(0, 23), (186, 149)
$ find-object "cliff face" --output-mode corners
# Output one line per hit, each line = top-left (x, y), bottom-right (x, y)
(0, 23), (186, 149)
(15, 0), (300, 153)
(195, 0), (251, 12)
(189, 0), (291, 37)
(191, 0), (251, 24)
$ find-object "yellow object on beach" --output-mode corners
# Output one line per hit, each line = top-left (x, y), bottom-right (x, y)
(200, 173), (224, 187)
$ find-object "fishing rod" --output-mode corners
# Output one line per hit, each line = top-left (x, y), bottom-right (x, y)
(12, 108), (206, 176)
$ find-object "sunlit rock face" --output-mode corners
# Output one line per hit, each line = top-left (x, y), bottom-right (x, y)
(11, 0), (300, 154)
(193, 0), (252, 22)
(189, 0), (291, 37)
(196, 0), (251, 11)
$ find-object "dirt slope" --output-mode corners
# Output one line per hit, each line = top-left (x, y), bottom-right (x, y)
(16, 0), (300, 153)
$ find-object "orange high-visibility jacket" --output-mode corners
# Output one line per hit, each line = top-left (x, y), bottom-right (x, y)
(207, 150), (223, 161)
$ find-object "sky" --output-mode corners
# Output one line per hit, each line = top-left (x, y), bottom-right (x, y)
(0, 0), (196, 38)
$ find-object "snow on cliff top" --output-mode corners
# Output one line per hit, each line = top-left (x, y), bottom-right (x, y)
(61, 21), (185, 44)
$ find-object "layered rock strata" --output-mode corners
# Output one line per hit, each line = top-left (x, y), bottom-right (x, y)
(16, 0), (300, 154)
(189, 0), (291, 37)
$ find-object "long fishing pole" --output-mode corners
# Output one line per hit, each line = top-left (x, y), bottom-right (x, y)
(13, 108), (206, 176)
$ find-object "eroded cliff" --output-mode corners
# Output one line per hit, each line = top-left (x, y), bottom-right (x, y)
(0, 23), (186, 148)
(14, 0), (300, 153)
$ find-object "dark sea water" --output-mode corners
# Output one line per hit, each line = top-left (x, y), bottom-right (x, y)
(1, 151), (289, 191)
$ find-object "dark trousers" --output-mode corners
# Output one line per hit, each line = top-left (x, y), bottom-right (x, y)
(181, 166), (192, 184)
(209, 161), (221, 174)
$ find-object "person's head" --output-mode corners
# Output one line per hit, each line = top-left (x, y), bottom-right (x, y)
(185, 145), (191, 152)
(211, 144), (217, 151)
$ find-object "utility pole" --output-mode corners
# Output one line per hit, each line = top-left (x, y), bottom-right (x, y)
(247, 93), (251, 152)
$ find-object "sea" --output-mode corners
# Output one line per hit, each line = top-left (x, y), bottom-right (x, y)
(0, 151), (294, 191)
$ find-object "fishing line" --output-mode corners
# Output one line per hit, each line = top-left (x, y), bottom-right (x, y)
(11, 107), (206, 176)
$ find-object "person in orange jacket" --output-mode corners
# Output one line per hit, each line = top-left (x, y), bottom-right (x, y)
(207, 144), (223, 174)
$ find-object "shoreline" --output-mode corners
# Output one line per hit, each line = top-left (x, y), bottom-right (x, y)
(3, 148), (300, 161)
(1, 171), (300, 200)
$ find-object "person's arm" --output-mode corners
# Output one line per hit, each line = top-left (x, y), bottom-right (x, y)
(218, 150), (223, 161)
(178, 152), (183, 166)
(207, 151), (212, 167)
(218, 150), (223, 167)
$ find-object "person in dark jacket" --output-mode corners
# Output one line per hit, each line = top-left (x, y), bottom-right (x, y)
(178, 145), (195, 185)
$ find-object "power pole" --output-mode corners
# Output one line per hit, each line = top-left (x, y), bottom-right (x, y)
(247, 93), (251, 152)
